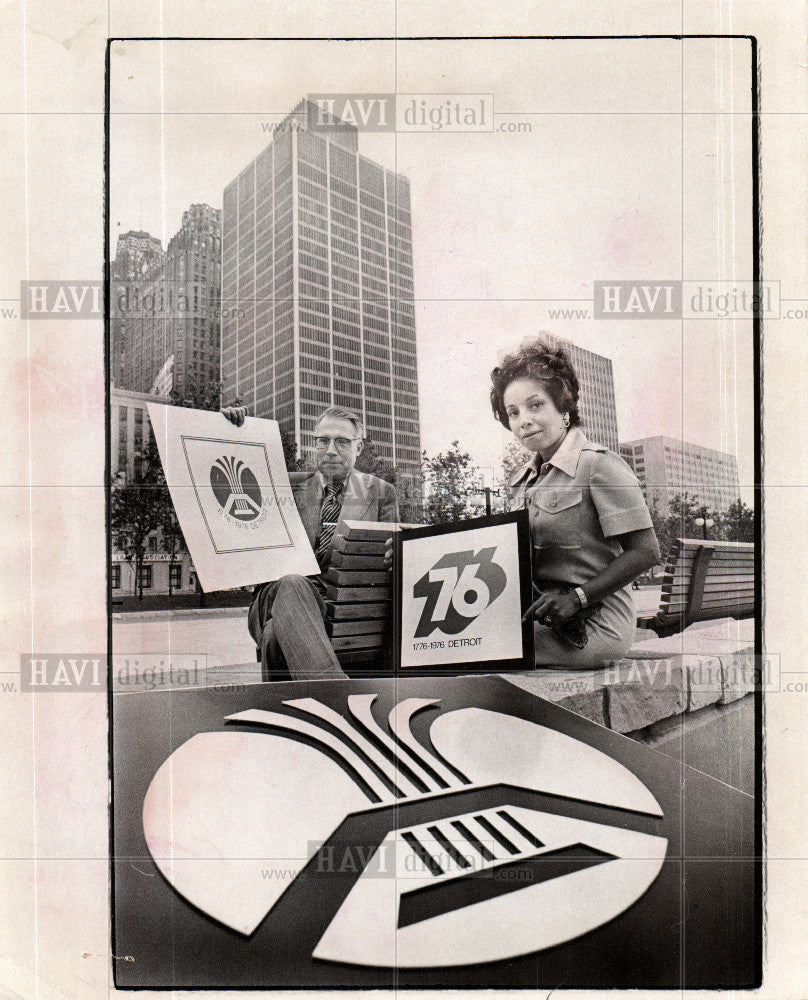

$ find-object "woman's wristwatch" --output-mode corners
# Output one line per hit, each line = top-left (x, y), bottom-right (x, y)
(573, 586), (588, 609)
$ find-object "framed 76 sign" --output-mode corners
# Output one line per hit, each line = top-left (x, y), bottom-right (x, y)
(395, 511), (534, 674)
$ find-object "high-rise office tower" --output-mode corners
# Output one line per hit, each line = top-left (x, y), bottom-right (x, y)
(112, 206), (222, 406)
(147, 204), (222, 405)
(540, 333), (619, 451)
(110, 230), (164, 390)
(619, 436), (741, 514)
(221, 100), (421, 472)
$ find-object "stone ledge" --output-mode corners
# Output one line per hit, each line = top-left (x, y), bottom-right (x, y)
(185, 619), (756, 736)
(504, 619), (755, 734)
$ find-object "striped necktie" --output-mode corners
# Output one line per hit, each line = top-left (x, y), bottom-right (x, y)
(315, 482), (343, 567)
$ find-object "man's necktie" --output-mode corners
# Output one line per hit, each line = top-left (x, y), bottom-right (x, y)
(315, 483), (343, 567)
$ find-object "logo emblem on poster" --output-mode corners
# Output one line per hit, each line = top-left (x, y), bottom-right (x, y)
(210, 456), (262, 521)
(413, 547), (506, 637)
(143, 695), (667, 967)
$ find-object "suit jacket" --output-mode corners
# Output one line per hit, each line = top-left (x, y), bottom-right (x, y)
(290, 469), (399, 552)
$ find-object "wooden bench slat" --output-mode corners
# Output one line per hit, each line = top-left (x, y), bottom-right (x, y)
(661, 555), (754, 581)
(662, 579), (755, 595)
(660, 588), (755, 604)
(662, 551), (755, 575)
(332, 537), (389, 556)
(660, 593), (754, 610)
(324, 568), (391, 587)
(331, 633), (386, 651)
(662, 566), (754, 583)
(329, 550), (388, 570)
(655, 604), (754, 625)
(325, 584), (391, 603)
(669, 549), (754, 563)
(335, 648), (387, 665)
(328, 619), (388, 637)
(662, 582), (755, 597)
(698, 592), (756, 606)
(329, 601), (391, 620)
(672, 538), (754, 550)
(658, 594), (755, 614)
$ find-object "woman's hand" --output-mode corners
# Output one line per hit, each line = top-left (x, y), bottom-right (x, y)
(384, 537), (393, 568)
(523, 589), (581, 626)
(221, 406), (247, 427)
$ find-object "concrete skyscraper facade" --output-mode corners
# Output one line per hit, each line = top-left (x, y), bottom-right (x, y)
(541, 333), (619, 451)
(111, 206), (222, 406)
(221, 100), (421, 472)
(110, 230), (164, 390)
(619, 435), (741, 514)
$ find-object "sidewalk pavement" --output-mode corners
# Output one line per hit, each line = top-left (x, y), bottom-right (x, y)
(111, 586), (666, 686)
(113, 605), (255, 668)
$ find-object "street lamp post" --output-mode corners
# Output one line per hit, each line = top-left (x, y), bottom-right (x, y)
(694, 506), (714, 541)
(465, 485), (498, 517)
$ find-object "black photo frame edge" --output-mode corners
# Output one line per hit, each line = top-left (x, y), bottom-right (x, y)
(392, 508), (535, 676)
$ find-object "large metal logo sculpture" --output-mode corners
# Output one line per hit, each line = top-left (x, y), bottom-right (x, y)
(142, 697), (667, 967)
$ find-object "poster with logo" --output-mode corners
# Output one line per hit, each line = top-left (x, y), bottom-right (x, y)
(397, 512), (533, 672)
(147, 403), (319, 590)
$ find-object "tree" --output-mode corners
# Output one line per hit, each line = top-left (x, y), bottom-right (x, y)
(157, 472), (187, 596)
(170, 379), (221, 412)
(355, 437), (426, 522)
(647, 497), (674, 573)
(137, 435), (191, 595)
(280, 426), (303, 472)
(665, 492), (699, 541)
(422, 441), (480, 525)
(720, 498), (755, 543)
(502, 439), (531, 481)
(110, 451), (165, 600)
(355, 437), (401, 487)
(354, 437), (385, 476)
(665, 493), (722, 544)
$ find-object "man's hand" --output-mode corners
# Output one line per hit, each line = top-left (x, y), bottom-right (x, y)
(523, 589), (581, 627)
(222, 406), (247, 427)
(384, 537), (393, 569)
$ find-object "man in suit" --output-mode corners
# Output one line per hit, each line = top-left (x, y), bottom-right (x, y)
(222, 404), (398, 680)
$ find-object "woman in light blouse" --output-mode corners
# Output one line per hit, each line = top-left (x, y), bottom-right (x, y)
(490, 339), (660, 668)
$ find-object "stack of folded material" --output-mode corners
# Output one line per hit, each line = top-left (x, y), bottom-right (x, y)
(324, 521), (395, 664)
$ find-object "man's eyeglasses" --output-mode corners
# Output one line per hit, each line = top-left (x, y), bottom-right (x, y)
(313, 436), (360, 451)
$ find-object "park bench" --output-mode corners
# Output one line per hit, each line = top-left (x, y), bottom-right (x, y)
(637, 537), (755, 638)
(324, 521), (395, 668)
(255, 521), (399, 678)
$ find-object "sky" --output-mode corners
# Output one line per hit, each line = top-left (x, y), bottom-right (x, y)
(108, 37), (756, 500)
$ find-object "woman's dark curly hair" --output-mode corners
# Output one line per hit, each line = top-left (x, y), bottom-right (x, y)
(490, 338), (582, 430)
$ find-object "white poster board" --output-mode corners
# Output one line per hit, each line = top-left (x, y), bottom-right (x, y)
(398, 514), (529, 671)
(147, 404), (319, 591)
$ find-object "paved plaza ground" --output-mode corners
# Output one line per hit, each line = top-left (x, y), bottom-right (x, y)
(112, 586), (665, 667)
